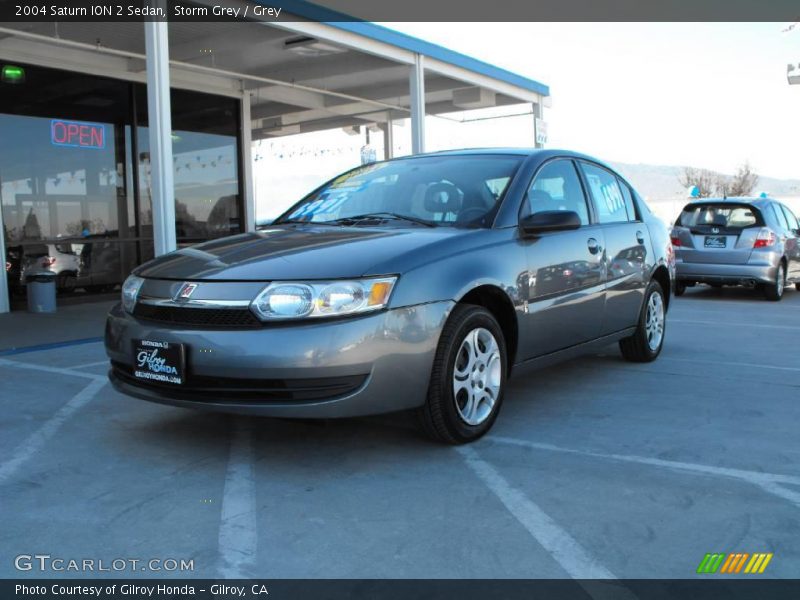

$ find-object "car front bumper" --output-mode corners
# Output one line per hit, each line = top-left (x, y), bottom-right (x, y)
(105, 300), (454, 418)
(675, 260), (778, 285)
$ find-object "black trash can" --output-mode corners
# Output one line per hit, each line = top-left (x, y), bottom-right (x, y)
(26, 271), (57, 313)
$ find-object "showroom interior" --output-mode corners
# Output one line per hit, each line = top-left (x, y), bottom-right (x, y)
(0, 0), (550, 313)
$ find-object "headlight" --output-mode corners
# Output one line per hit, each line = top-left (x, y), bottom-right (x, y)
(121, 275), (144, 313)
(250, 277), (397, 321)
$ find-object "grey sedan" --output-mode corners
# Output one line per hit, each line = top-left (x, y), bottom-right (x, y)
(671, 197), (800, 301)
(105, 149), (674, 443)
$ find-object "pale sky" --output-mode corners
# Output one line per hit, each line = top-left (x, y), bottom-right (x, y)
(389, 22), (800, 180)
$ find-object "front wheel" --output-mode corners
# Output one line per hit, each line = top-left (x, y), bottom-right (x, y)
(619, 280), (666, 363)
(417, 304), (507, 444)
(764, 263), (785, 301)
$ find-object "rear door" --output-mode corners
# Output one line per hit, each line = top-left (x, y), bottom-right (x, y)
(778, 203), (800, 282)
(578, 162), (647, 335)
(671, 202), (763, 264)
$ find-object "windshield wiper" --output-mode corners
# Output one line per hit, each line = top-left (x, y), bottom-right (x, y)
(331, 213), (438, 228)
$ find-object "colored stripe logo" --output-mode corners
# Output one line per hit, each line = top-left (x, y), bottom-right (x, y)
(697, 552), (773, 574)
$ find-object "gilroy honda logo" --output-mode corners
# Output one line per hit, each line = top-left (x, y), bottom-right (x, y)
(697, 552), (773, 574)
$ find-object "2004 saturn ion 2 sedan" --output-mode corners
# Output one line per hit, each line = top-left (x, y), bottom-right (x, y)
(106, 149), (674, 443)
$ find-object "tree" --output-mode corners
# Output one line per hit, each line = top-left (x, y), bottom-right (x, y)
(679, 167), (717, 198)
(716, 162), (759, 197)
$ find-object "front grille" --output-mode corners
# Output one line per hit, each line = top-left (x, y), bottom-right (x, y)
(133, 303), (262, 328)
(111, 361), (367, 403)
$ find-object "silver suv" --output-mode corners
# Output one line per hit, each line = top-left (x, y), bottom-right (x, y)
(671, 198), (800, 301)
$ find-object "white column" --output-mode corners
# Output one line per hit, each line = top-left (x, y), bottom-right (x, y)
(240, 90), (256, 232)
(381, 112), (394, 160)
(532, 101), (543, 149)
(0, 203), (9, 314)
(409, 53), (426, 155)
(144, 17), (176, 256)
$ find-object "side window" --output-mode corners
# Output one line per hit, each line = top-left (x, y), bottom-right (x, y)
(580, 162), (630, 224)
(780, 204), (799, 231)
(617, 179), (639, 221)
(523, 160), (590, 226)
(771, 204), (790, 231)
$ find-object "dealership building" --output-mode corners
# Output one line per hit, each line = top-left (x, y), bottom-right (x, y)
(0, 2), (550, 313)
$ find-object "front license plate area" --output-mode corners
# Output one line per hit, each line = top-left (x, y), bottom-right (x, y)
(133, 339), (185, 385)
(704, 236), (726, 248)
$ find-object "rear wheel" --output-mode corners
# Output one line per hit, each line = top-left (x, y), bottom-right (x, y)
(795, 283), (800, 292)
(620, 279), (666, 363)
(56, 272), (76, 294)
(674, 281), (686, 297)
(417, 304), (506, 444)
(764, 263), (786, 301)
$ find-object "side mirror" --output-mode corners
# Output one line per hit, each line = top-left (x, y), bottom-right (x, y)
(519, 210), (581, 235)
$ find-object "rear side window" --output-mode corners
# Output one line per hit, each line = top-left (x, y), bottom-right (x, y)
(781, 205), (799, 230)
(678, 204), (761, 230)
(580, 162), (630, 224)
(617, 180), (639, 221)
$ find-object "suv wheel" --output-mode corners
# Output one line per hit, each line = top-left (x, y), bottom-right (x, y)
(764, 263), (785, 302)
(674, 281), (686, 297)
(619, 279), (666, 363)
(417, 304), (506, 444)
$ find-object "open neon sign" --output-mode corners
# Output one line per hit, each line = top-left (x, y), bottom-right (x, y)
(51, 119), (106, 150)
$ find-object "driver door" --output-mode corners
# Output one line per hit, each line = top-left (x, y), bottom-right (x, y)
(518, 159), (606, 360)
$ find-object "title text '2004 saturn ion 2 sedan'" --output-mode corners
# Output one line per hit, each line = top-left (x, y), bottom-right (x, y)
(106, 149), (674, 443)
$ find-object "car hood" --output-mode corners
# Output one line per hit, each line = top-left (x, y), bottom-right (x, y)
(135, 225), (472, 281)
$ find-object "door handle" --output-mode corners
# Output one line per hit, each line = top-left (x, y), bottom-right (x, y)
(587, 238), (601, 255)
(636, 230), (645, 244)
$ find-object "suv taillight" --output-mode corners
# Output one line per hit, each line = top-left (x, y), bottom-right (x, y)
(41, 256), (56, 267)
(753, 228), (777, 249)
(670, 236), (681, 247)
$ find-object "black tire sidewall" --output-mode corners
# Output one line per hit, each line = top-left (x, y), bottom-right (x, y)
(435, 306), (507, 443)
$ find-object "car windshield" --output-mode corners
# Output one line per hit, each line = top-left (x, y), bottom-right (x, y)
(276, 154), (523, 228)
(678, 203), (761, 230)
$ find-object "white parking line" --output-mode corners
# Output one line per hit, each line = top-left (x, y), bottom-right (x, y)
(661, 356), (800, 373)
(670, 319), (800, 331)
(0, 357), (105, 381)
(69, 360), (111, 370)
(488, 437), (800, 508)
(0, 378), (106, 485)
(457, 445), (616, 580)
(218, 418), (258, 579)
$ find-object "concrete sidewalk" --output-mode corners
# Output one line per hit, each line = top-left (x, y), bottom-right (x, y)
(0, 300), (116, 353)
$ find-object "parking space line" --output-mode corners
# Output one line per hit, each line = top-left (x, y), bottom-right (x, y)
(670, 319), (800, 331)
(0, 357), (105, 381)
(0, 378), (106, 485)
(661, 356), (800, 373)
(457, 445), (617, 579)
(69, 360), (111, 370)
(488, 437), (800, 508)
(218, 418), (258, 579)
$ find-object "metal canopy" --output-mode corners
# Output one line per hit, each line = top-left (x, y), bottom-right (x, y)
(0, 8), (550, 141)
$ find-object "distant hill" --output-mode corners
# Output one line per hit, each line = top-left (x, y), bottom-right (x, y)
(609, 162), (800, 201)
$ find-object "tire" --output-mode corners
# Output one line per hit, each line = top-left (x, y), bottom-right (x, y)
(795, 283), (800, 292)
(619, 279), (666, 363)
(674, 281), (686, 297)
(56, 272), (76, 294)
(417, 304), (507, 444)
(764, 263), (786, 302)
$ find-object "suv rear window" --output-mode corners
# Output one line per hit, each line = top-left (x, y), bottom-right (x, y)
(677, 204), (762, 230)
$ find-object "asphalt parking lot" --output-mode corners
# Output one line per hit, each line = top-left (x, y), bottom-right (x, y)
(1, 286), (799, 580)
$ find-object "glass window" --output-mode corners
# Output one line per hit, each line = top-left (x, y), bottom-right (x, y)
(780, 204), (799, 230)
(279, 155), (523, 228)
(678, 204), (762, 229)
(618, 179), (639, 221)
(770, 204), (790, 231)
(580, 163), (630, 224)
(523, 160), (589, 225)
